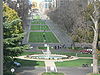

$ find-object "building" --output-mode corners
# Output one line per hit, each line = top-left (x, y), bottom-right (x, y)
(55, 0), (88, 8)
(40, 0), (98, 14)
(31, 1), (37, 9)
(55, 0), (67, 8)
(40, 0), (57, 14)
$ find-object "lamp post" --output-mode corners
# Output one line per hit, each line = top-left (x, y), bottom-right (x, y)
(11, 68), (15, 74)
(43, 32), (46, 42)
(0, 0), (3, 75)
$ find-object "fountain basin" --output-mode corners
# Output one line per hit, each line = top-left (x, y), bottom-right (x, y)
(16, 54), (78, 62)
(26, 54), (68, 60)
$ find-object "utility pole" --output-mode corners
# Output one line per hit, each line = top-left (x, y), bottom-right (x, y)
(0, 0), (3, 75)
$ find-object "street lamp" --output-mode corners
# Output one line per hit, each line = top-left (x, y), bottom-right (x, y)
(11, 68), (15, 74)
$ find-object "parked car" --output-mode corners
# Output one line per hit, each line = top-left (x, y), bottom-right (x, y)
(79, 49), (92, 54)
(13, 62), (21, 67)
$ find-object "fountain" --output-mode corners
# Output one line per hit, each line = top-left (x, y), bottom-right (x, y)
(42, 45), (51, 59)
(16, 44), (78, 72)
(21, 44), (78, 61)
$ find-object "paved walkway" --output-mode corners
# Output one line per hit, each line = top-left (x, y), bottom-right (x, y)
(29, 30), (51, 32)
(16, 67), (92, 75)
(44, 61), (57, 72)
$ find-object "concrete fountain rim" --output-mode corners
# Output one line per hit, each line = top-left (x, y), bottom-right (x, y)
(15, 54), (79, 62)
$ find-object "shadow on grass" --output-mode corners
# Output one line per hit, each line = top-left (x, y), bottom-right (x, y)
(15, 59), (44, 73)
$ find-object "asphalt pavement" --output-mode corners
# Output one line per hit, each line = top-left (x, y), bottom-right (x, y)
(16, 67), (92, 75)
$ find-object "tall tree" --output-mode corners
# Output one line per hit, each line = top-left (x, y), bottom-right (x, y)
(3, 4), (29, 73)
(3, 0), (31, 30)
(0, 0), (3, 75)
(84, 0), (100, 73)
(90, 0), (100, 73)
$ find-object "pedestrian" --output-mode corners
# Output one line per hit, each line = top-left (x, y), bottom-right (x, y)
(86, 64), (88, 67)
(82, 64), (85, 67)
(58, 45), (59, 49)
(55, 46), (57, 49)
(59, 46), (62, 49)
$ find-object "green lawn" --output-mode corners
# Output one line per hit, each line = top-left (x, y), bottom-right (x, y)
(31, 20), (46, 24)
(16, 59), (44, 67)
(51, 52), (92, 57)
(55, 59), (92, 67)
(19, 52), (42, 56)
(20, 51), (91, 56)
(17, 52), (93, 67)
(38, 47), (54, 50)
(42, 72), (64, 75)
(33, 15), (41, 19)
(29, 32), (59, 43)
(20, 51), (92, 57)
(88, 73), (100, 75)
(91, 74), (100, 75)
(31, 25), (49, 30)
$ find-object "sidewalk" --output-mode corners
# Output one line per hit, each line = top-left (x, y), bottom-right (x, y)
(16, 66), (92, 75)
(45, 61), (57, 72)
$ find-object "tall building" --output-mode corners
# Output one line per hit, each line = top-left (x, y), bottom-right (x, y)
(40, 0), (57, 14)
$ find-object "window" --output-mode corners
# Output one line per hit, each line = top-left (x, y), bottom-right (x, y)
(45, 3), (48, 8)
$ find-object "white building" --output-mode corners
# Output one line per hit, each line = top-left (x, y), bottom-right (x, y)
(40, 0), (99, 14)
(40, 0), (57, 14)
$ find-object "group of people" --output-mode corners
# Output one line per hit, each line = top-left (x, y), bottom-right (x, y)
(82, 64), (89, 67)
(54, 44), (66, 49)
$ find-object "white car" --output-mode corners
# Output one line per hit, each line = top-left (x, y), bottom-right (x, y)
(30, 46), (33, 49)
(86, 49), (92, 51)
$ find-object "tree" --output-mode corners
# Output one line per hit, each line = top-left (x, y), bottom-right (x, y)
(3, 3), (29, 72)
(4, 0), (31, 30)
(84, 0), (100, 73)
(47, 0), (91, 43)
(3, 3), (19, 23)
(90, 0), (100, 73)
